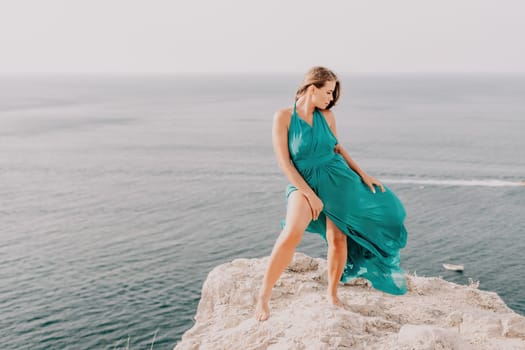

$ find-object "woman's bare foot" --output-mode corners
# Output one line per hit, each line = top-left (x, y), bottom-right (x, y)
(327, 292), (344, 307)
(254, 292), (271, 321)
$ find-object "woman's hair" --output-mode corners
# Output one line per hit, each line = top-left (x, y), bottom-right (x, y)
(295, 66), (340, 109)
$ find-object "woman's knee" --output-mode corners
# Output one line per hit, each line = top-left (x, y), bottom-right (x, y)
(327, 229), (346, 248)
(326, 218), (347, 248)
(280, 225), (304, 247)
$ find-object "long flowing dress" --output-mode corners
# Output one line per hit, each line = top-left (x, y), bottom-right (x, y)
(281, 101), (408, 295)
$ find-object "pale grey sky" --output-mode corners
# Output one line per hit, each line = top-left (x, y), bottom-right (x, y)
(1, 0), (524, 74)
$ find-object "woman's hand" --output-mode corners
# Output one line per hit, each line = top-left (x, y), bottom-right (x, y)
(361, 173), (385, 194)
(305, 192), (324, 221)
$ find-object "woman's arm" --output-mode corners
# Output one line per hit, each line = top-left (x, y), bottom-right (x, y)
(272, 109), (324, 220)
(323, 110), (385, 193)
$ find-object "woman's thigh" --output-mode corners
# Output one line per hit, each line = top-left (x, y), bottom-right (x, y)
(284, 190), (313, 234)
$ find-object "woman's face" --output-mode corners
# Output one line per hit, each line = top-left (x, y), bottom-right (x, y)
(311, 80), (336, 109)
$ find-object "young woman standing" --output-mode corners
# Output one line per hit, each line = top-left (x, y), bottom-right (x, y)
(255, 66), (408, 321)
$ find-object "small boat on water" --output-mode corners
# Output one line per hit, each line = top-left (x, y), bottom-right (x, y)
(443, 263), (464, 272)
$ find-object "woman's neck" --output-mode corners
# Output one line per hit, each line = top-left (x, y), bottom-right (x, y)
(296, 96), (316, 118)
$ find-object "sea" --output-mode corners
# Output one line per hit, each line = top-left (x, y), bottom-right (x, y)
(1, 73), (524, 349)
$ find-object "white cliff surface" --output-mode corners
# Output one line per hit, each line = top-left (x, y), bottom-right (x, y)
(174, 252), (525, 350)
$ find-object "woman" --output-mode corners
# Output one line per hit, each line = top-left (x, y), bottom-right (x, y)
(254, 66), (408, 322)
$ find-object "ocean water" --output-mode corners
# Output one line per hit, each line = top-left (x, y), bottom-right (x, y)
(1, 73), (524, 349)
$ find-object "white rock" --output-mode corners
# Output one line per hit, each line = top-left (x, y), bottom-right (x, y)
(397, 324), (470, 350)
(174, 252), (525, 350)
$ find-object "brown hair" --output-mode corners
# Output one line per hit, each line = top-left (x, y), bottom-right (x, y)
(295, 66), (340, 109)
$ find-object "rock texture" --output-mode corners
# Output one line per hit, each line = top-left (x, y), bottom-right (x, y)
(174, 252), (525, 350)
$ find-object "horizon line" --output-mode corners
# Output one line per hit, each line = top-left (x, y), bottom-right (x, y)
(1, 70), (525, 77)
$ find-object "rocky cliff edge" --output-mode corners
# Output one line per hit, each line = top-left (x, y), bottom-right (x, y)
(174, 252), (525, 350)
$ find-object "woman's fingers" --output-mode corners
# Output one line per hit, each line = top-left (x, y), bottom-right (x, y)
(373, 179), (385, 192)
(365, 176), (386, 194)
(307, 195), (323, 221)
(309, 203), (318, 221)
(311, 206), (322, 221)
(314, 206), (320, 220)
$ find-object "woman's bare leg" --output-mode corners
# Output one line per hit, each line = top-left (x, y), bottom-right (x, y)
(326, 216), (347, 307)
(254, 191), (312, 321)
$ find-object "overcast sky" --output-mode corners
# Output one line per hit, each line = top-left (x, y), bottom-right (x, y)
(1, 0), (524, 74)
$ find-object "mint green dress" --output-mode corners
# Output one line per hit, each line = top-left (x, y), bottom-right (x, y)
(282, 101), (408, 295)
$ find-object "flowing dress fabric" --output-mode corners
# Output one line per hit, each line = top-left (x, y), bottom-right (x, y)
(281, 102), (408, 295)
